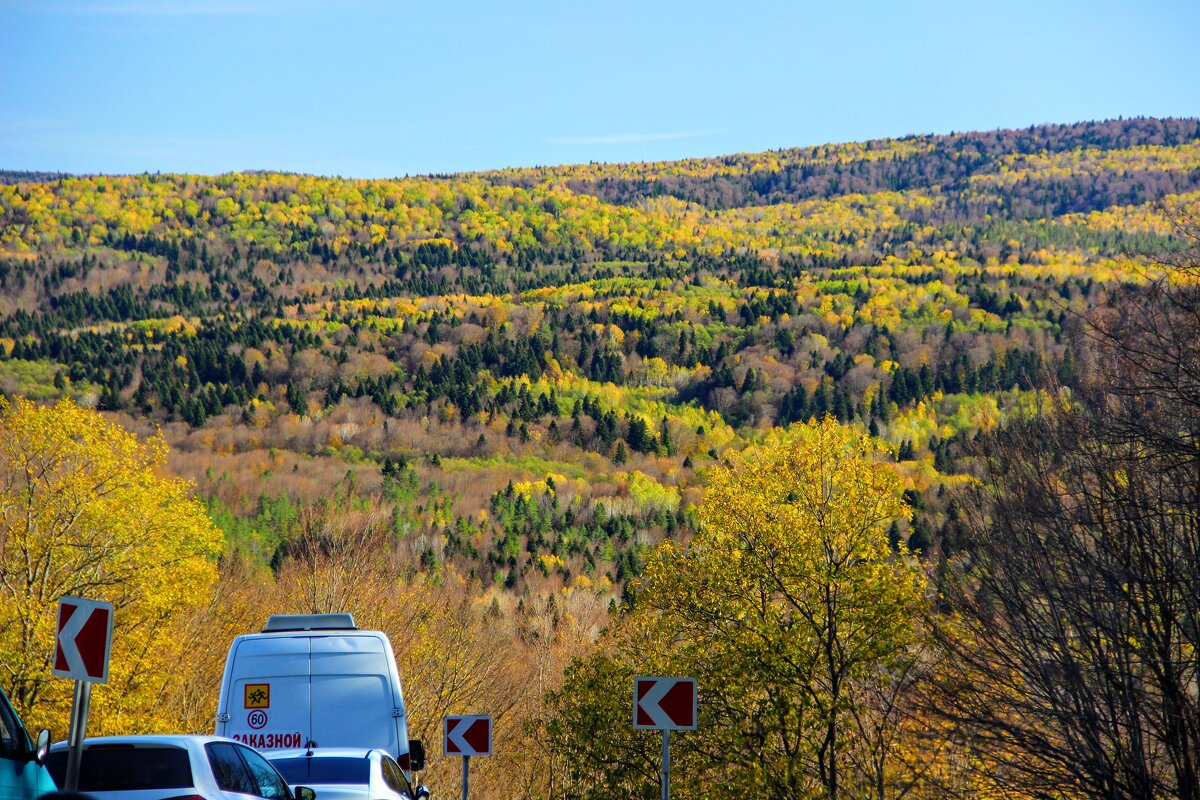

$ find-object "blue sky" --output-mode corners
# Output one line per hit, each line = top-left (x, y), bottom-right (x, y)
(2, 0), (1198, 177)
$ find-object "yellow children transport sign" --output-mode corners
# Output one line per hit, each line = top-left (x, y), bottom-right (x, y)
(244, 683), (270, 709)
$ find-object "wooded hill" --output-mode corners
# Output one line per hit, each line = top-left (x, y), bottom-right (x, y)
(1, 116), (1198, 596)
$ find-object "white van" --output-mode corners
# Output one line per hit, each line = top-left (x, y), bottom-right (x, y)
(215, 614), (425, 777)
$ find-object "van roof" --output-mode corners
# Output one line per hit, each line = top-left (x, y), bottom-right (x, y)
(262, 613), (357, 632)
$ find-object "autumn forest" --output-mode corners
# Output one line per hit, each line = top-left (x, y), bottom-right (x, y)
(2, 116), (1199, 799)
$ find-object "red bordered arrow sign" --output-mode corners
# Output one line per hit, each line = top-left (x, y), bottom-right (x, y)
(52, 596), (114, 683)
(634, 676), (697, 730)
(443, 714), (492, 756)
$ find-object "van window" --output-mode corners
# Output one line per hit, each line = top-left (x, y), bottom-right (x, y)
(45, 747), (193, 791)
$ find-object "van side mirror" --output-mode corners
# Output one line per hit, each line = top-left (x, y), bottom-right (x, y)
(294, 786), (317, 800)
(34, 729), (49, 764)
(408, 740), (425, 772)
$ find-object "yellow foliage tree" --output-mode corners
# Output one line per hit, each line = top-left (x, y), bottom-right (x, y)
(548, 418), (930, 800)
(0, 397), (223, 736)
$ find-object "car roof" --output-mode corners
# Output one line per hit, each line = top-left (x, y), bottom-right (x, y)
(237, 629), (385, 639)
(50, 734), (242, 750)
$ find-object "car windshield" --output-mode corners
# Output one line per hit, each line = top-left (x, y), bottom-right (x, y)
(270, 756), (371, 784)
(46, 746), (193, 791)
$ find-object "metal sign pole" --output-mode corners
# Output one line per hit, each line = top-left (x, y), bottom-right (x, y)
(661, 728), (670, 800)
(461, 754), (470, 800)
(64, 678), (92, 792)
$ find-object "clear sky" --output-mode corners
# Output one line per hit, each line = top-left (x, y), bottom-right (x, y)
(2, 0), (1198, 178)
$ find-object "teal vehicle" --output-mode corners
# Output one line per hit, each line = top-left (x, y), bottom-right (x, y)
(0, 686), (53, 800)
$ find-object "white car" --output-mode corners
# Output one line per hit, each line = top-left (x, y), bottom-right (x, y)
(46, 734), (316, 800)
(264, 748), (428, 800)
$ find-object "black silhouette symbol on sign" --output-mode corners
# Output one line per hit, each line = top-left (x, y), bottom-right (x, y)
(244, 683), (270, 709)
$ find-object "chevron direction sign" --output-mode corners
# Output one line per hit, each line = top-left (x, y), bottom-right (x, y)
(444, 714), (492, 757)
(52, 596), (114, 683)
(633, 676), (697, 730)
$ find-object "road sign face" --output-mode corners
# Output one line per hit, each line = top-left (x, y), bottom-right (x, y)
(443, 715), (492, 756)
(634, 676), (696, 730)
(244, 683), (270, 709)
(53, 596), (114, 683)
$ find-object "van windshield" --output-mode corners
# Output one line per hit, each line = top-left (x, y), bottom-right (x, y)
(269, 756), (370, 784)
(46, 746), (193, 790)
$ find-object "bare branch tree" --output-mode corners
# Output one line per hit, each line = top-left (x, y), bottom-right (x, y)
(932, 222), (1200, 799)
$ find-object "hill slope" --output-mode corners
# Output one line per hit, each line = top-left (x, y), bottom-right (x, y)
(2, 116), (1198, 592)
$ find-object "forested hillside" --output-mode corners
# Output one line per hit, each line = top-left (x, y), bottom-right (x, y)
(2, 117), (1197, 591)
(2, 117), (1200, 798)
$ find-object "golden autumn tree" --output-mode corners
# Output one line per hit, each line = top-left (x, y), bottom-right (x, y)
(547, 418), (929, 800)
(0, 397), (223, 736)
